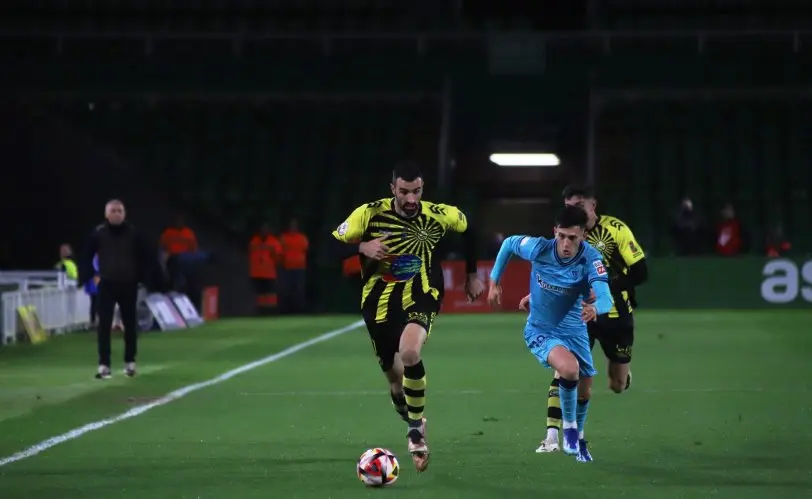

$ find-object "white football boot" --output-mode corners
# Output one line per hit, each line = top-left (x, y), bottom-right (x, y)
(536, 428), (560, 453)
(407, 417), (430, 472)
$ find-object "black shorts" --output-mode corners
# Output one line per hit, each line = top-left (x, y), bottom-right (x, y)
(588, 314), (634, 364)
(362, 296), (440, 372)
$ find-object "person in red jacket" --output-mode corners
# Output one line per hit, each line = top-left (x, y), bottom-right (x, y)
(715, 203), (743, 256)
(765, 223), (792, 257)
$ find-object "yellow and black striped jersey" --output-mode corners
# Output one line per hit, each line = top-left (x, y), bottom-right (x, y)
(585, 214), (645, 318)
(331, 198), (469, 320)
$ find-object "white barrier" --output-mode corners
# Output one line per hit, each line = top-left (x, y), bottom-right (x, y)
(1, 287), (91, 345)
(0, 270), (73, 291)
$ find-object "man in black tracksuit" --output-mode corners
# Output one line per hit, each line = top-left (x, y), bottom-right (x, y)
(79, 199), (158, 380)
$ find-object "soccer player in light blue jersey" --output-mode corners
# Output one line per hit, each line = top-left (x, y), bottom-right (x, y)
(487, 206), (614, 463)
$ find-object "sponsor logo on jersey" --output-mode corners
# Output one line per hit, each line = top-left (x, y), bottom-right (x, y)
(593, 260), (607, 276)
(381, 254), (422, 282)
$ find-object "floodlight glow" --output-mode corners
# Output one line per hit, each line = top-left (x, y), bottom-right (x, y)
(489, 153), (560, 167)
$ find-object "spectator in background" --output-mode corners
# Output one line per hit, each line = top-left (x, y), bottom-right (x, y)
(280, 218), (309, 314)
(160, 213), (198, 291)
(84, 254), (100, 326)
(249, 223), (282, 315)
(343, 254), (363, 296)
(715, 203), (745, 256)
(765, 222), (791, 257)
(670, 198), (704, 256)
(343, 255), (362, 278)
(55, 243), (79, 281)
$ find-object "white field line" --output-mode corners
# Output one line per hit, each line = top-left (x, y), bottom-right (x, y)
(0, 320), (364, 468)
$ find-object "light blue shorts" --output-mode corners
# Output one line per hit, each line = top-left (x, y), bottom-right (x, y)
(524, 324), (597, 378)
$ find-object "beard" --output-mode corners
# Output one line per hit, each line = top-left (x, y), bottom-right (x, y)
(398, 200), (419, 217)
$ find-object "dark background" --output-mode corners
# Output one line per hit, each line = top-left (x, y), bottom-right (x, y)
(1, 0), (810, 314)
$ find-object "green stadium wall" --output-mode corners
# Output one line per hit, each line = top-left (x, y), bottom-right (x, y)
(314, 257), (812, 313)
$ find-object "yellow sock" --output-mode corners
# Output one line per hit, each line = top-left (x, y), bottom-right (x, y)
(546, 378), (562, 430)
(403, 361), (426, 424)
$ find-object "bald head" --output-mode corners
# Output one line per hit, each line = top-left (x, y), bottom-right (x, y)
(105, 199), (126, 225)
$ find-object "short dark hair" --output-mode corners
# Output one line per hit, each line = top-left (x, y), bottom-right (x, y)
(561, 183), (595, 200)
(392, 161), (423, 183)
(555, 205), (588, 229)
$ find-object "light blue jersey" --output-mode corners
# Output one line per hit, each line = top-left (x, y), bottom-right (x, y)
(491, 235), (613, 334)
(490, 235), (613, 379)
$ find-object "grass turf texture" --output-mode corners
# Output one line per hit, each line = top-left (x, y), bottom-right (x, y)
(0, 312), (810, 498)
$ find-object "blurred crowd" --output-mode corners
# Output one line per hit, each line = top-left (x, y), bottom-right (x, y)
(670, 198), (791, 258)
(53, 213), (314, 321)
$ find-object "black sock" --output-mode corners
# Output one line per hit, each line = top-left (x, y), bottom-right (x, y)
(391, 391), (408, 422)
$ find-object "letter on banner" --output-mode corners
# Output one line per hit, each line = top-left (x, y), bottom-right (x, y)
(168, 292), (205, 327)
(145, 293), (188, 330)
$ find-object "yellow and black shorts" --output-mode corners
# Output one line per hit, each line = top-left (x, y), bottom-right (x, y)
(362, 292), (440, 372)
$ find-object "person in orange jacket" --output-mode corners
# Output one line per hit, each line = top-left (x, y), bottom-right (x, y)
(279, 218), (309, 314)
(160, 213), (198, 291)
(249, 223), (283, 315)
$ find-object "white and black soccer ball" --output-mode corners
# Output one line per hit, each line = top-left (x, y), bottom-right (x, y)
(356, 447), (400, 487)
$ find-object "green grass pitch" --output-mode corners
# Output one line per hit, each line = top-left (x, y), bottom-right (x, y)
(0, 311), (810, 498)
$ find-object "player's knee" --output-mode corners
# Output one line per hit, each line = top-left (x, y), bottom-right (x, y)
(578, 387), (592, 402)
(558, 359), (579, 381)
(400, 348), (421, 367)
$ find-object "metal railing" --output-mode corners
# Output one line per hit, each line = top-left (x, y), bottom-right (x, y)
(1, 287), (91, 345)
(0, 270), (73, 292)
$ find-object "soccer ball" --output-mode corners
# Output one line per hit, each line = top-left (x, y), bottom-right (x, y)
(356, 447), (400, 487)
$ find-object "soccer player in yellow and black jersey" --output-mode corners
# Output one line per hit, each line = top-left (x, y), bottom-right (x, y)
(523, 184), (649, 453)
(330, 162), (484, 472)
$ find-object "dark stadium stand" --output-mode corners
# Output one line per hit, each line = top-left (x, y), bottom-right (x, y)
(597, 0), (812, 29)
(5, 2), (812, 258)
(595, 99), (812, 254)
(32, 96), (440, 256)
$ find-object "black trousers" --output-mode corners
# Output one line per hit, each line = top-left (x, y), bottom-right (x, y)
(89, 294), (98, 323)
(97, 280), (139, 367)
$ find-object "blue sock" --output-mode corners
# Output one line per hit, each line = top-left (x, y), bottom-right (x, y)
(576, 399), (590, 439)
(558, 378), (578, 429)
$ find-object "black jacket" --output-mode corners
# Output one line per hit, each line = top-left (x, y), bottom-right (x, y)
(79, 221), (159, 287)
